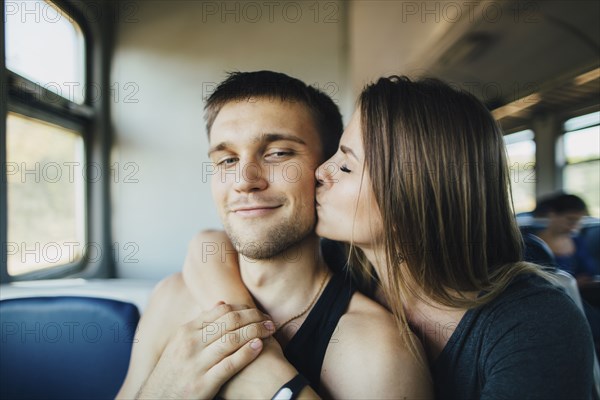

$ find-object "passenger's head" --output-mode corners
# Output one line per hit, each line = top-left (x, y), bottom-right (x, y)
(205, 71), (343, 162)
(206, 71), (343, 260)
(534, 193), (588, 233)
(316, 76), (524, 308)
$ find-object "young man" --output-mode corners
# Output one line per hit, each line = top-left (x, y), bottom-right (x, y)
(117, 71), (431, 399)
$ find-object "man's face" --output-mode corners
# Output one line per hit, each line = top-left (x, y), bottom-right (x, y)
(208, 98), (323, 259)
(549, 211), (585, 234)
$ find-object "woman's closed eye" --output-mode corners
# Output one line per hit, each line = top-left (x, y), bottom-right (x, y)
(340, 164), (352, 173)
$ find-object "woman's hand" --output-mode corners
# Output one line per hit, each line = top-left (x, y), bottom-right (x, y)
(136, 303), (275, 399)
(180, 232), (318, 399)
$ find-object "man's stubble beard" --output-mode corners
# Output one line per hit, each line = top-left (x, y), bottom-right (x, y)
(223, 213), (316, 260)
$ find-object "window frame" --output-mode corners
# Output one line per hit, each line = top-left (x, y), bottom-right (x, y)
(560, 111), (600, 168)
(2, 0), (114, 282)
(559, 110), (600, 217)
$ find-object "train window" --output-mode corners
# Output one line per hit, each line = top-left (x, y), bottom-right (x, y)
(5, 0), (85, 104)
(504, 129), (536, 214)
(3, 0), (92, 279)
(6, 113), (86, 276)
(561, 112), (600, 217)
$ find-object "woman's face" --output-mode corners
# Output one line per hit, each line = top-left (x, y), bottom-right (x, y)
(315, 110), (384, 247)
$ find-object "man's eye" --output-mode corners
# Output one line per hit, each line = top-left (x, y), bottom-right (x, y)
(265, 151), (293, 159)
(217, 157), (238, 166)
(340, 164), (352, 173)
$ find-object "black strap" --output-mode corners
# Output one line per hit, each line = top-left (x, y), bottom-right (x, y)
(283, 272), (355, 389)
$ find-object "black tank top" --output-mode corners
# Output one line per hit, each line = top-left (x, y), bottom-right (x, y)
(283, 271), (356, 392)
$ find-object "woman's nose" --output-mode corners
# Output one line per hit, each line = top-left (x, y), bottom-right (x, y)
(315, 161), (336, 188)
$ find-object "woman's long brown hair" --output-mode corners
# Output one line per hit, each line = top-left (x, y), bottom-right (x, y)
(353, 76), (545, 351)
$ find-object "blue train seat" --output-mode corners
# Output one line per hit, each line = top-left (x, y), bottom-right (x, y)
(0, 296), (140, 399)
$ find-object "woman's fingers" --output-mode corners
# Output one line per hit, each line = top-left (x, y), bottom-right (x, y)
(213, 307), (272, 333)
(204, 338), (264, 385)
(195, 319), (273, 390)
(186, 303), (250, 330)
(188, 305), (273, 345)
(181, 302), (275, 379)
(136, 302), (273, 400)
(200, 319), (275, 368)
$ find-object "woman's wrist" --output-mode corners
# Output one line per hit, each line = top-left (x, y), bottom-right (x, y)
(251, 352), (298, 398)
(266, 359), (298, 397)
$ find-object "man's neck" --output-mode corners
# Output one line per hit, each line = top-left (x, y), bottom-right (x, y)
(238, 233), (330, 332)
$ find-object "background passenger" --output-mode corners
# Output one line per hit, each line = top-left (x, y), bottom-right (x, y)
(534, 193), (599, 286)
(533, 192), (600, 360)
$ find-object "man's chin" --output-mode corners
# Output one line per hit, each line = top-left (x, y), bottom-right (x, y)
(224, 228), (277, 257)
(224, 214), (316, 258)
(227, 232), (312, 260)
(234, 239), (277, 259)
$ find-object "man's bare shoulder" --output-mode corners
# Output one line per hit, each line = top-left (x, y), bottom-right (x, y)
(117, 273), (201, 398)
(328, 291), (401, 356)
(345, 291), (394, 324)
(152, 272), (191, 305)
(149, 272), (200, 324)
(139, 273), (200, 347)
(321, 292), (433, 399)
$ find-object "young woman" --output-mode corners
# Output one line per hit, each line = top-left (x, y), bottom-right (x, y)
(184, 76), (595, 398)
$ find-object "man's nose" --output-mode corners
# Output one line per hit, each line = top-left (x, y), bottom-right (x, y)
(233, 161), (268, 193)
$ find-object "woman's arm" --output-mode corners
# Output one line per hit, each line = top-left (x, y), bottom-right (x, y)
(181, 232), (322, 398)
(182, 230), (255, 309)
(217, 340), (321, 399)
